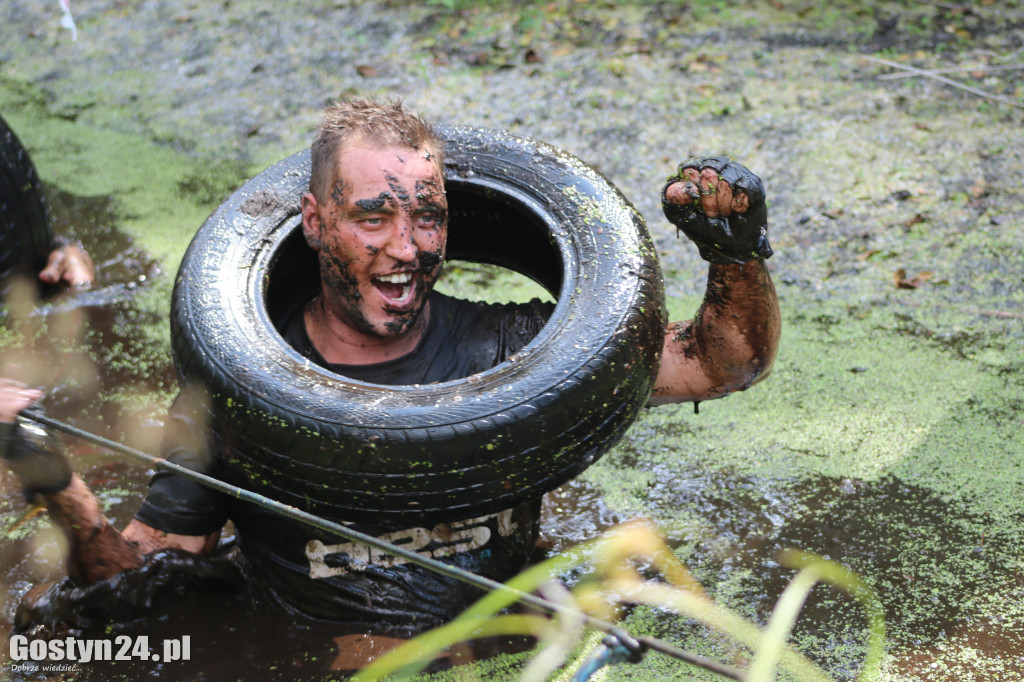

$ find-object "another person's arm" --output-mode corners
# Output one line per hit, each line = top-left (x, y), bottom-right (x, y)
(650, 157), (781, 405)
(0, 380), (217, 585)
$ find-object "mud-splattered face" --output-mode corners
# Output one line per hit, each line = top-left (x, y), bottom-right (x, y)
(301, 140), (447, 339)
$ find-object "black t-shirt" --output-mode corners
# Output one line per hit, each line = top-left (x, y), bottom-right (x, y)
(277, 291), (551, 385)
(136, 292), (553, 626)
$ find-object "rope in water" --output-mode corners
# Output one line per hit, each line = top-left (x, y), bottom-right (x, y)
(23, 408), (746, 681)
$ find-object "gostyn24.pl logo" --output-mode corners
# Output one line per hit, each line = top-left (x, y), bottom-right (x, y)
(9, 635), (191, 663)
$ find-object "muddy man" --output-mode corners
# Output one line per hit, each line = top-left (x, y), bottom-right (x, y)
(1, 97), (780, 636)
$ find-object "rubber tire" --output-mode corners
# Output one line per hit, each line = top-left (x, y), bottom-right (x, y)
(0, 114), (53, 294)
(171, 124), (666, 525)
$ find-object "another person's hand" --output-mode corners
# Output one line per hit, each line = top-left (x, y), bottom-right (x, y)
(661, 157), (773, 264)
(38, 243), (94, 288)
(0, 379), (72, 496)
(0, 378), (43, 423)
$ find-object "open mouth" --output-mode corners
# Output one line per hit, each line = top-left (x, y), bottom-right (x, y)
(373, 272), (415, 305)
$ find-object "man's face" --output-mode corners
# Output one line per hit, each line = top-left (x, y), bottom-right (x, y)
(301, 139), (448, 339)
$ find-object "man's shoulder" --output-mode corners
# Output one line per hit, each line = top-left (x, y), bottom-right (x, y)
(432, 292), (553, 327)
(426, 292), (553, 373)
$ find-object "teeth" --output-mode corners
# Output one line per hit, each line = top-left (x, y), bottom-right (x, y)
(377, 273), (412, 284)
(374, 272), (414, 303)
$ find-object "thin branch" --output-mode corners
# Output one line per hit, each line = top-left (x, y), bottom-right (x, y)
(879, 64), (1024, 79)
(864, 55), (1024, 109)
(974, 45), (1024, 63)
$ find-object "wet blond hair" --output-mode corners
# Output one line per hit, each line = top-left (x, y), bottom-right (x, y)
(309, 97), (444, 204)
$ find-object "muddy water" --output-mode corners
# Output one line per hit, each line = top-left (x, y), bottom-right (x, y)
(10, 186), (171, 430)
(644, 472), (1024, 678)
(2, 192), (1020, 682)
(0, 189), (164, 657)
(597, 412), (1024, 681)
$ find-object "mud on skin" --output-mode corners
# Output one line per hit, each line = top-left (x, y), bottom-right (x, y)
(320, 251), (362, 302)
(414, 179), (445, 210)
(355, 193), (390, 212)
(320, 180), (364, 305)
(381, 247), (445, 335)
(329, 178), (347, 207)
(671, 261), (778, 386)
(385, 173), (410, 203)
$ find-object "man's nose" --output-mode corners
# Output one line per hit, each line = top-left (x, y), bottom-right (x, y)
(383, 221), (418, 261)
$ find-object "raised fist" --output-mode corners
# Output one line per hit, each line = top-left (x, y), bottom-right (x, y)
(661, 157), (773, 264)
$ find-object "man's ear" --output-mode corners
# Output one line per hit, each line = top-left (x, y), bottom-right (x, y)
(301, 192), (322, 250)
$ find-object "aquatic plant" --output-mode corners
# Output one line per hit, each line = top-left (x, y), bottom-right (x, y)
(353, 519), (885, 681)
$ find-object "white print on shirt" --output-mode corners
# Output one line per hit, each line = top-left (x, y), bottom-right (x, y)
(306, 508), (519, 579)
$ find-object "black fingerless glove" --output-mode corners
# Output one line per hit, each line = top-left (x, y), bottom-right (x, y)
(1, 418), (72, 496)
(661, 156), (773, 264)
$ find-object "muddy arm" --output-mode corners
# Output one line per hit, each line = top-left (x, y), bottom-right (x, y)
(40, 475), (146, 582)
(122, 518), (219, 556)
(39, 477), (219, 584)
(1, 380), (216, 584)
(650, 259), (780, 405)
